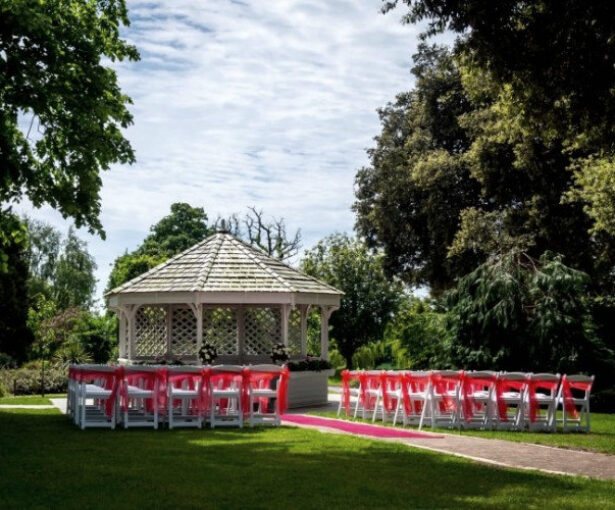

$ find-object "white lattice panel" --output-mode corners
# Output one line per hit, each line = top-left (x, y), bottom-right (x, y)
(202, 307), (238, 355)
(170, 306), (197, 356)
(244, 307), (281, 356)
(288, 308), (302, 355)
(135, 305), (167, 356)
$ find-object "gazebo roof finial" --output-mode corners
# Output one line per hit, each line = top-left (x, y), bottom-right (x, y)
(217, 218), (229, 234)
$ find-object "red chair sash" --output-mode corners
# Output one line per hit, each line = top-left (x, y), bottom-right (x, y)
(168, 371), (205, 415)
(380, 372), (402, 413)
(462, 375), (496, 422)
(495, 377), (527, 421)
(561, 376), (593, 419)
(358, 373), (381, 411)
(431, 372), (462, 413)
(528, 378), (560, 423)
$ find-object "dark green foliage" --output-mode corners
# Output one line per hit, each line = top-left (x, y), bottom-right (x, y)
(384, 298), (449, 369)
(107, 203), (213, 292)
(301, 234), (404, 366)
(354, 45), (482, 292)
(139, 203), (214, 258)
(0, 0), (138, 240)
(0, 213), (32, 362)
(287, 358), (331, 372)
(446, 250), (608, 373)
(386, 0), (615, 150)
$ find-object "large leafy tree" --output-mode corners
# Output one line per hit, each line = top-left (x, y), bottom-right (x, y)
(354, 45), (481, 293)
(355, 44), (615, 293)
(107, 203), (214, 291)
(0, 0), (139, 266)
(24, 219), (96, 309)
(301, 234), (405, 366)
(446, 250), (610, 375)
(384, 1), (615, 238)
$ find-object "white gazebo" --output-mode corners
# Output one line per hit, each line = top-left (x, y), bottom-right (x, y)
(106, 229), (342, 366)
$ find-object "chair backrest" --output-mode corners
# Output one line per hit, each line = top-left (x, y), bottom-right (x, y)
(433, 370), (462, 378)
(167, 365), (202, 374)
(499, 372), (528, 381)
(125, 365), (159, 373)
(466, 371), (497, 380)
(250, 364), (284, 373)
(211, 364), (243, 373)
(566, 374), (594, 384)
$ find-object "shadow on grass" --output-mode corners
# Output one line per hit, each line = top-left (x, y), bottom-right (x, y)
(0, 409), (613, 510)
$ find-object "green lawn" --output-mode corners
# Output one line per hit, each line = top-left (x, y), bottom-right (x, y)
(312, 410), (615, 455)
(0, 394), (65, 405)
(1, 408), (614, 509)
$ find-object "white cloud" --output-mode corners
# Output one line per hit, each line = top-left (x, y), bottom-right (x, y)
(15, 0), (427, 302)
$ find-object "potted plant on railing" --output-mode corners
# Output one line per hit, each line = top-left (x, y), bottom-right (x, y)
(270, 343), (290, 365)
(199, 342), (218, 365)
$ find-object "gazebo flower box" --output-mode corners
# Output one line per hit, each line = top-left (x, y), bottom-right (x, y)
(106, 228), (342, 408)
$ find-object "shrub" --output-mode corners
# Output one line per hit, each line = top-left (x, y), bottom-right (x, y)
(0, 381), (6, 398)
(328, 349), (346, 370)
(287, 358), (332, 372)
(0, 367), (67, 395)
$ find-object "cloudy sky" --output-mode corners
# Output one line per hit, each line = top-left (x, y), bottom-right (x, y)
(17, 0), (428, 303)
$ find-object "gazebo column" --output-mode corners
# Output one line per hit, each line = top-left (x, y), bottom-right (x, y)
(281, 304), (291, 347)
(189, 303), (203, 361)
(300, 305), (311, 356)
(117, 308), (128, 359)
(319, 306), (334, 361)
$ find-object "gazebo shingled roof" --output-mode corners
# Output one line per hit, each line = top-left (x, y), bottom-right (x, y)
(107, 232), (341, 296)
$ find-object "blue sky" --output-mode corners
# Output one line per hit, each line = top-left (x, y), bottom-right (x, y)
(16, 0), (429, 304)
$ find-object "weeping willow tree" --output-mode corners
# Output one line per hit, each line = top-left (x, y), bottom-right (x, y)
(446, 250), (610, 374)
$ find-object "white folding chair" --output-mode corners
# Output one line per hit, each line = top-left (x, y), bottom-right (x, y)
(525, 373), (560, 432)
(557, 374), (594, 432)
(167, 366), (204, 429)
(394, 371), (430, 426)
(372, 371), (404, 423)
(495, 372), (528, 430)
(461, 371), (498, 429)
(419, 370), (462, 430)
(337, 370), (362, 417)
(75, 365), (118, 430)
(209, 365), (244, 428)
(247, 364), (286, 426)
(121, 366), (161, 429)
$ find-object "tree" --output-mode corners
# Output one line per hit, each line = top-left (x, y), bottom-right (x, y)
(0, 212), (32, 362)
(140, 203), (214, 257)
(445, 250), (609, 373)
(384, 298), (449, 369)
(301, 234), (404, 367)
(384, 1), (615, 238)
(107, 203), (214, 291)
(52, 227), (97, 309)
(223, 207), (301, 260)
(22, 219), (97, 309)
(0, 0), (139, 254)
(354, 44), (615, 294)
(354, 45), (483, 293)
(22, 217), (61, 299)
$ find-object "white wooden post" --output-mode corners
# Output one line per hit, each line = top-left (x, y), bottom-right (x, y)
(237, 307), (245, 364)
(189, 303), (203, 362)
(300, 305), (310, 357)
(128, 305), (138, 361)
(320, 306), (330, 361)
(281, 304), (290, 347)
(118, 308), (127, 359)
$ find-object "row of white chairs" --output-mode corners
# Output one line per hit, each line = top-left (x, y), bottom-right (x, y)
(67, 364), (288, 430)
(338, 370), (594, 432)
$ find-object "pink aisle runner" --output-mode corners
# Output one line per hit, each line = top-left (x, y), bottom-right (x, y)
(282, 414), (442, 439)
